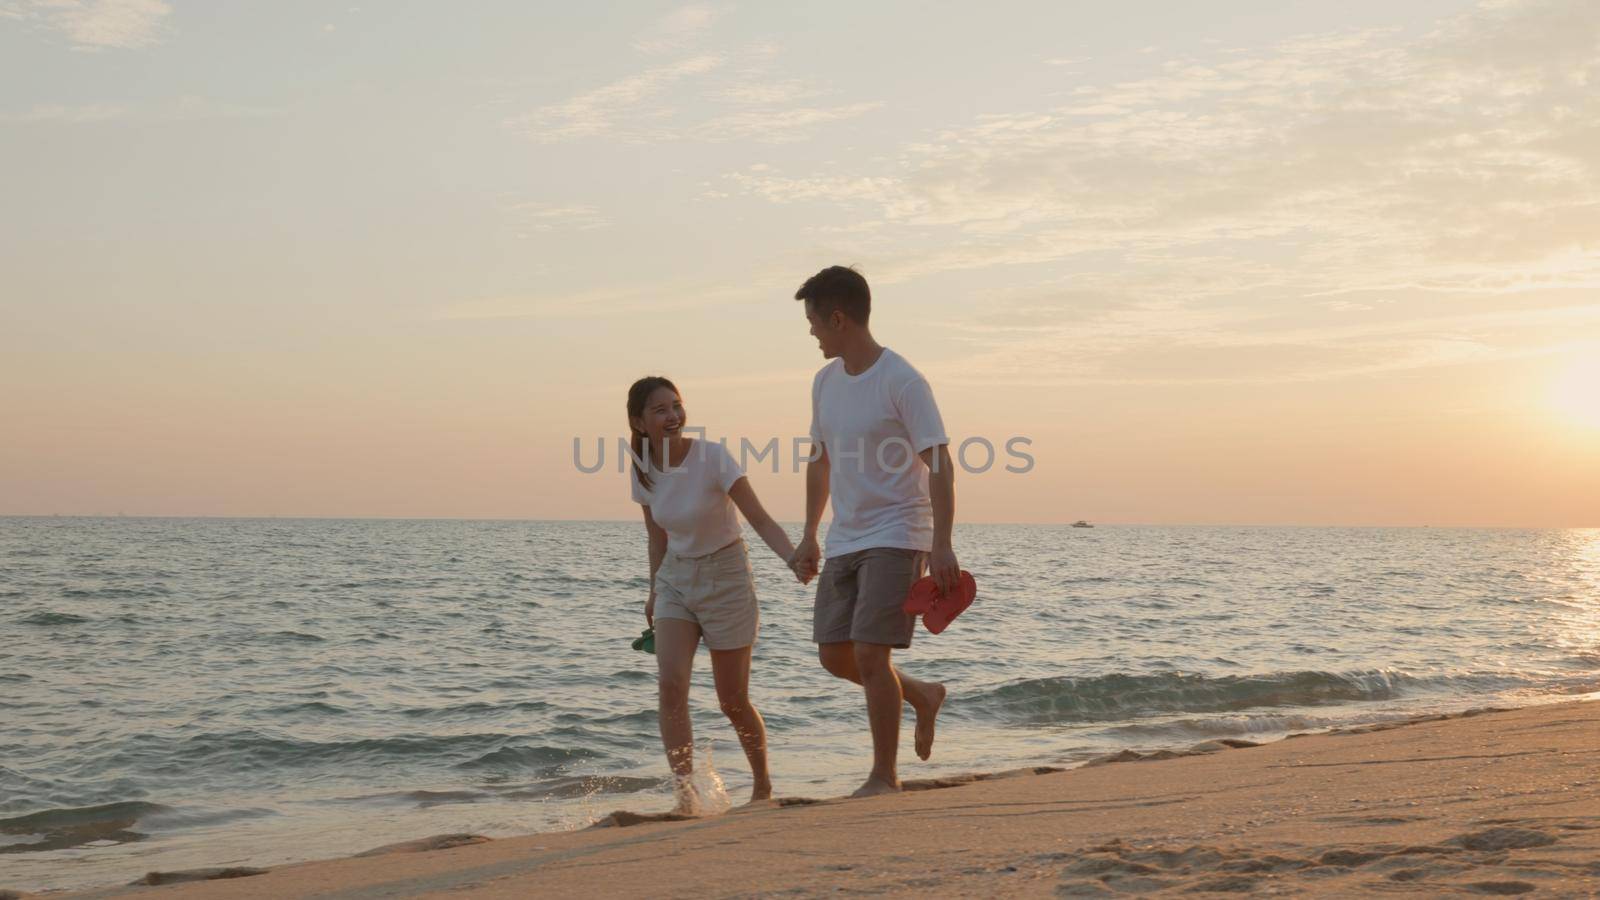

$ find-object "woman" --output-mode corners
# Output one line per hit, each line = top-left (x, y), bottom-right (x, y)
(627, 376), (798, 810)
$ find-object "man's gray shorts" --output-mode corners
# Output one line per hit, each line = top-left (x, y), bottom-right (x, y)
(813, 547), (924, 649)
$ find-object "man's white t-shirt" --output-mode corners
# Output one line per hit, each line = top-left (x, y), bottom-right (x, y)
(631, 439), (746, 557)
(810, 348), (949, 559)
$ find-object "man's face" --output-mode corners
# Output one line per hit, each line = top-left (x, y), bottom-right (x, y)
(804, 301), (840, 359)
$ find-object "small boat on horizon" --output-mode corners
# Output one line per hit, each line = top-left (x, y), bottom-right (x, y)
(1071, 520), (1094, 528)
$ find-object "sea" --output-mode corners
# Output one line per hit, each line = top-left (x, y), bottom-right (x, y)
(3, 518), (1599, 891)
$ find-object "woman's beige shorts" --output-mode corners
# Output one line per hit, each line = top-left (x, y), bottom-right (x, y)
(654, 539), (759, 650)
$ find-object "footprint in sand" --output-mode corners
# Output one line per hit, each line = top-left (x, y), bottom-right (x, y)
(1049, 821), (1595, 896)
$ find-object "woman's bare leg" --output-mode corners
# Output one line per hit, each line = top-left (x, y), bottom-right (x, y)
(709, 645), (772, 802)
(655, 619), (701, 810)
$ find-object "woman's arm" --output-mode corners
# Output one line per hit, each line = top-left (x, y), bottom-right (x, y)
(727, 477), (796, 566)
(641, 504), (668, 626)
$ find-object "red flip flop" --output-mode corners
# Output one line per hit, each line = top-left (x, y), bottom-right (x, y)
(903, 570), (976, 634)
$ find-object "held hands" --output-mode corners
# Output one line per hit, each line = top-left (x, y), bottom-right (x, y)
(645, 589), (656, 628)
(788, 535), (821, 586)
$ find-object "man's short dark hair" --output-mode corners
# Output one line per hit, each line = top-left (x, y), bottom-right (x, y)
(795, 265), (870, 325)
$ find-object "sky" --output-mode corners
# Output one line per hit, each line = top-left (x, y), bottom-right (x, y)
(2, 0), (1598, 526)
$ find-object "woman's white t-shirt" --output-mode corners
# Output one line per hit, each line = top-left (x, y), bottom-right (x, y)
(631, 439), (746, 557)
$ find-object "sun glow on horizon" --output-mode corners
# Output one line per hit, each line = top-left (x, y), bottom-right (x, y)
(1550, 353), (1600, 432)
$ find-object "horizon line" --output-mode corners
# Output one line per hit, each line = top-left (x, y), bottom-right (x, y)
(0, 514), (1595, 530)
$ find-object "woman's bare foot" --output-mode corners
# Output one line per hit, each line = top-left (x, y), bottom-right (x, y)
(850, 775), (901, 798)
(914, 682), (946, 761)
(750, 780), (773, 803)
(671, 778), (702, 816)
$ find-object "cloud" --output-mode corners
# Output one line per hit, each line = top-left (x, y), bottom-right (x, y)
(935, 253), (1600, 387)
(714, 79), (821, 106)
(0, 96), (280, 124)
(507, 24), (879, 145)
(633, 3), (719, 54)
(720, 0), (1600, 385)
(505, 201), (610, 235)
(436, 277), (762, 321)
(508, 54), (879, 145)
(505, 54), (724, 142)
(698, 101), (884, 144)
(934, 273), (1600, 388)
(731, 1), (1600, 265)
(4, 0), (172, 50)
(0, 102), (129, 123)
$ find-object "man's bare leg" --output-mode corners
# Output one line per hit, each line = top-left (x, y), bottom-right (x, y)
(849, 641), (904, 795)
(818, 641), (946, 761)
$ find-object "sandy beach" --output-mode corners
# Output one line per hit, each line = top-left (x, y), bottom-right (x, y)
(16, 697), (1596, 898)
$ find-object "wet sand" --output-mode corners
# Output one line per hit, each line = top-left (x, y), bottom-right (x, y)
(24, 698), (1600, 898)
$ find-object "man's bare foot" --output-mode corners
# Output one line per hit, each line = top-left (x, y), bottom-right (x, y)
(750, 781), (773, 803)
(850, 775), (901, 798)
(914, 682), (946, 761)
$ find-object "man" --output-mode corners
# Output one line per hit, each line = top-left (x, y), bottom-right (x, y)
(789, 265), (959, 798)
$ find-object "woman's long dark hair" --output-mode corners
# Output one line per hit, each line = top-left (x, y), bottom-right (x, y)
(626, 376), (680, 492)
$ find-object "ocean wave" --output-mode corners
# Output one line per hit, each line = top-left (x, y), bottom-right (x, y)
(60, 586), (169, 599)
(342, 773), (662, 807)
(397, 700), (553, 720)
(262, 701), (350, 717)
(965, 669), (1522, 724)
(136, 805), (279, 830)
(71, 730), (604, 779)
(0, 801), (171, 834)
(1, 800), (166, 853)
(500, 773), (663, 800)
(1091, 713), (1342, 743)
(263, 630), (326, 644)
(454, 744), (605, 773)
(0, 800), (279, 854)
(330, 578), (413, 590)
(0, 767), (150, 819)
(1543, 676), (1600, 696)
(18, 611), (89, 626)
(331, 788), (492, 808)
(560, 709), (657, 729)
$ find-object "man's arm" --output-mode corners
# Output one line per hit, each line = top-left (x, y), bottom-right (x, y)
(791, 443), (830, 583)
(919, 444), (958, 597)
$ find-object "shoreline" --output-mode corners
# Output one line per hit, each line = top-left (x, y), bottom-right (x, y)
(18, 697), (1600, 898)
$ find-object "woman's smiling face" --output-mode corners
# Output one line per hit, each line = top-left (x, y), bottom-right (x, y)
(633, 385), (686, 447)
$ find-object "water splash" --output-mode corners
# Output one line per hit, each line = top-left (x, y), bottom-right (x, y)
(689, 740), (731, 816)
(668, 741), (731, 817)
